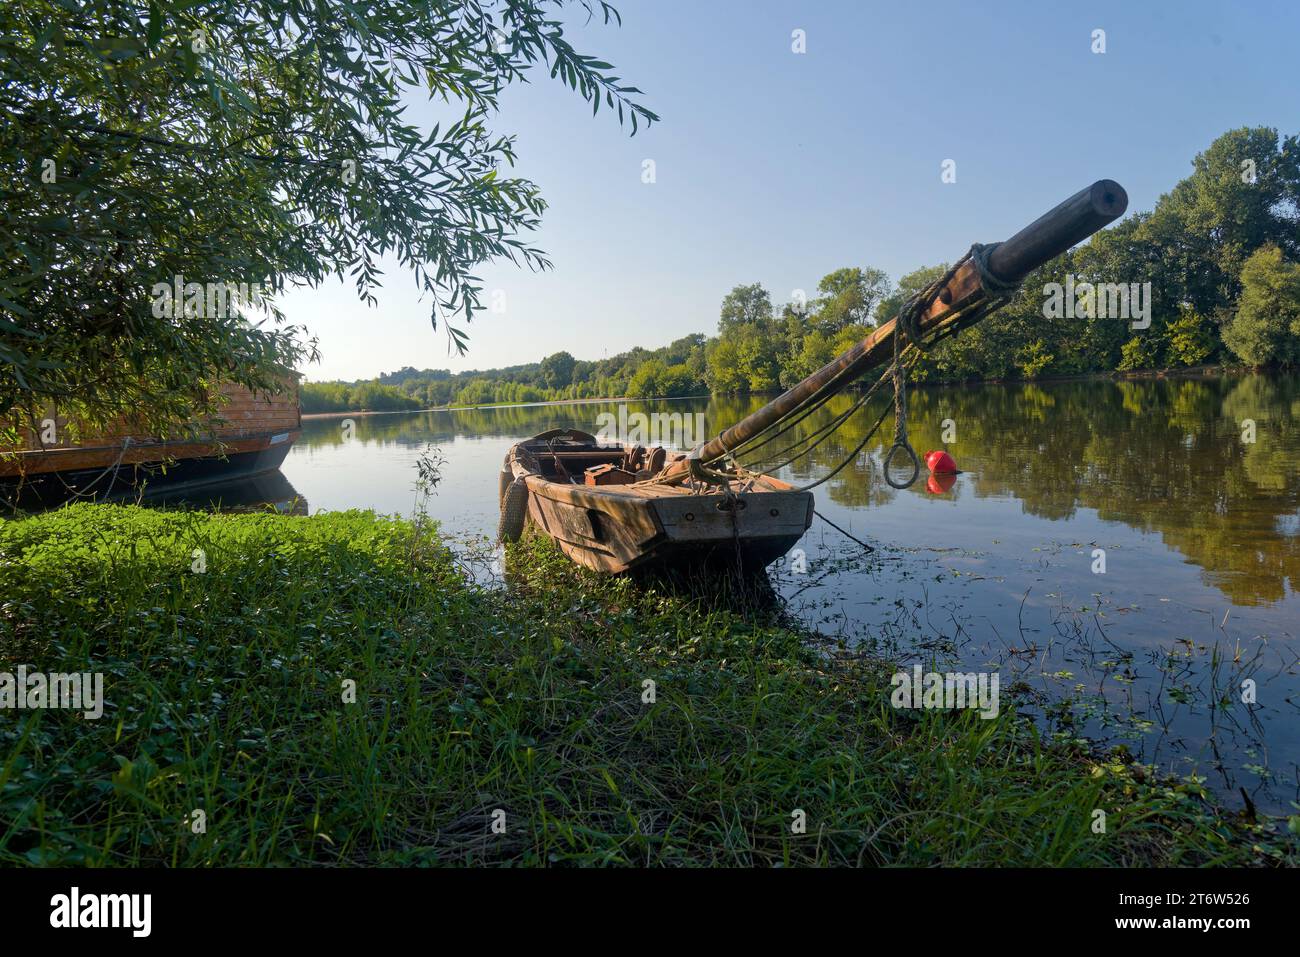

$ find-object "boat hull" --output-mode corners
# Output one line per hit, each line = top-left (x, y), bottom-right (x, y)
(1, 378), (301, 509)
(502, 431), (813, 573)
(1, 432), (298, 509)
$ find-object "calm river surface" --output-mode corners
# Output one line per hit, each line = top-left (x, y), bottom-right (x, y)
(249, 374), (1298, 813)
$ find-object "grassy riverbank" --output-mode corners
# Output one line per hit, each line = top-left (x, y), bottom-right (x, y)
(0, 505), (1293, 866)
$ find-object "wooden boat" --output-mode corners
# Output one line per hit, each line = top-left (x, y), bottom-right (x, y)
(0, 378), (301, 508)
(499, 429), (814, 572)
(500, 180), (1129, 573)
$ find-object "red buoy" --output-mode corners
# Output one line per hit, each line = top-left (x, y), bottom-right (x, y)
(925, 450), (959, 475)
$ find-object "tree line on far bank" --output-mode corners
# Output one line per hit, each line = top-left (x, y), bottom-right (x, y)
(303, 127), (1299, 414)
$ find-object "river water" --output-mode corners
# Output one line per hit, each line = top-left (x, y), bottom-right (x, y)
(145, 374), (1300, 813)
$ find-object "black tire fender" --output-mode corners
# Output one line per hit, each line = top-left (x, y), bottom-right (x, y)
(498, 477), (529, 542)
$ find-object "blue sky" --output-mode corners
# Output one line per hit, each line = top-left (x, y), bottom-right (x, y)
(284, 0), (1300, 381)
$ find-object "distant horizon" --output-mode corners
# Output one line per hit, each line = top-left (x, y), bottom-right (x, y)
(298, 331), (707, 384)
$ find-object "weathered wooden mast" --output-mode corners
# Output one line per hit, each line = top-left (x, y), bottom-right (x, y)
(673, 180), (1128, 473)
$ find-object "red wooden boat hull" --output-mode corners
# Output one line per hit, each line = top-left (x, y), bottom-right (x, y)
(1, 381), (301, 504)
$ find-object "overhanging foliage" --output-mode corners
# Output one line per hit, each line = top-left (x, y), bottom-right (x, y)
(0, 0), (655, 437)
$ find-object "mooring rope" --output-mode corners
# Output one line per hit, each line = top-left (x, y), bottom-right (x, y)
(648, 244), (1024, 496)
(743, 362), (894, 473)
(881, 254), (968, 489)
(814, 508), (875, 553)
(880, 244), (1019, 489)
(882, 320), (921, 489)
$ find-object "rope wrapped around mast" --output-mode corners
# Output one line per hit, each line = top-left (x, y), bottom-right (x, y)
(881, 244), (1012, 488)
(652, 179), (1129, 495)
(678, 243), (1024, 493)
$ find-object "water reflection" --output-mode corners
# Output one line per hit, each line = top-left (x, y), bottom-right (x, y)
(285, 374), (1300, 813)
(8, 380), (1292, 809)
(136, 470), (309, 514)
(295, 375), (1300, 608)
(2, 468), (308, 516)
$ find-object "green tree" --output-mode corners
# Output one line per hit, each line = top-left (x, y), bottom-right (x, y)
(781, 330), (833, 387)
(0, 0), (654, 440)
(300, 381), (353, 413)
(717, 283), (773, 335)
(662, 334), (705, 365)
(735, 322), (781, 392)
(539, 351), (577, 390)
(626, 359), (665, 397)
(1014, 339), (1055, 379)
(877, 264), (949, 327)
(1222, 245), (1300, 366)
(1117, 335), (1160, 372)
(1165, 308), (1216, 367)
(812, 266), (890, 333)
(1139, 127), (1300, 316)
(350, 380), (420, 411)
(705, 337), (747, 394)
(657, 363), (702, 396)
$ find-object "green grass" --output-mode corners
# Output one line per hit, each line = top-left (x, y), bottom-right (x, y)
(0, 504), (1293, 866)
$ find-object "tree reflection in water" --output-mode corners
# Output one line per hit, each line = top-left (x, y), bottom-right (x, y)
(290, 374), (1300, 813)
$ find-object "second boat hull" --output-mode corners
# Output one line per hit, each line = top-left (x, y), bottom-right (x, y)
(1, 432), (298, 510)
